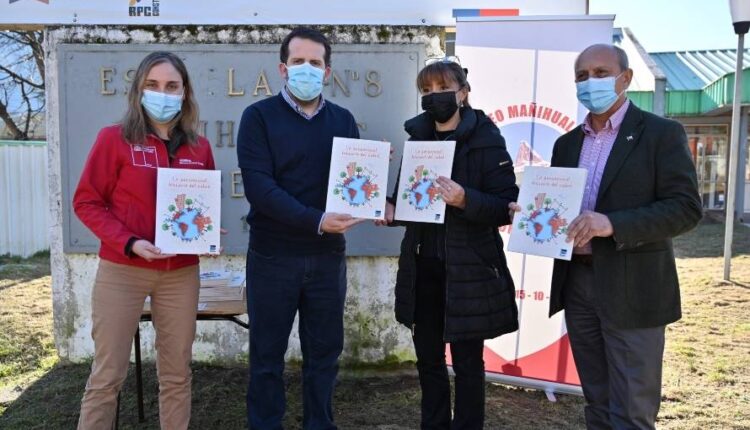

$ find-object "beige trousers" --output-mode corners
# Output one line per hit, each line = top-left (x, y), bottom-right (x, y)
(77, 260), (200, 430)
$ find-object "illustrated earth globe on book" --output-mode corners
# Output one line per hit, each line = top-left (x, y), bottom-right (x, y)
(162, 194), (213, 242)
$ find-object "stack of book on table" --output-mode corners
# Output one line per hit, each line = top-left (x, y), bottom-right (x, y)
(199, 271), (246, 302)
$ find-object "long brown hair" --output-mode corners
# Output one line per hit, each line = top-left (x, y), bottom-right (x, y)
(121, 51), (199, 155)
(416, 61), (471, 107)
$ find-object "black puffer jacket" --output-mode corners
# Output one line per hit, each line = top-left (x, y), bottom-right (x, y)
(393, 107), (520, 342)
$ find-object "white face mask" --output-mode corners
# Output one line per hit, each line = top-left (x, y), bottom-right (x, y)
(576, 72), (625, 114)
(141, 89), (183, 123)
(285, 63), (325, 101)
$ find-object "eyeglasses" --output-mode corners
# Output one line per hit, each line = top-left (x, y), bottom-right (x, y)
(425, 55), (461, 66)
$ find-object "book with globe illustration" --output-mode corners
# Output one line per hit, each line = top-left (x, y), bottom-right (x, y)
(394, 140), (456, 224)
(154, 168), (222, 255)
(507, 166), (588, 260)
(325, 137), (391, 220)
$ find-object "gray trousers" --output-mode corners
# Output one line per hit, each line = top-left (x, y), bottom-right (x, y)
(564, 261), (666, 430)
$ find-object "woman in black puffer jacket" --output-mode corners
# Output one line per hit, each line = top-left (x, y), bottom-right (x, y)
(379, 60), (519, 429)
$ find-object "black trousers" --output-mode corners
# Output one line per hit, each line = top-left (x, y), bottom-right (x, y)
(413, 257), (486, 430)
(564, 261), (666, 430)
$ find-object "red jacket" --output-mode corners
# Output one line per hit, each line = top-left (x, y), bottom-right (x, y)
(73, 125), (216, 271)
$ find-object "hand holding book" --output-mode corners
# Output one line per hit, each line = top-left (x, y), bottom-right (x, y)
(132, 239), (176, 261)
(435, 176), (466, 209)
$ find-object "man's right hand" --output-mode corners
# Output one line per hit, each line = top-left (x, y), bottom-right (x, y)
(321, 213), (366, 234)
(374, 202), (395, 226)
(132, 239), (176, 262)
(508, 202), (522, 222)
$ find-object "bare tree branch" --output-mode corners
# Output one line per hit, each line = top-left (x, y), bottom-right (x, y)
(0, 30), (44, 139)
(0, 98), (24, 140)
(20, 81), (31, 137)
(22, 31), (45, 82)
(0, 64), (43, 90)
(0, 32), (26, 46)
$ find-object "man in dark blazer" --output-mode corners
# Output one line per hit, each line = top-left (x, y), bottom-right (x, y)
(550, 44), (702, 429)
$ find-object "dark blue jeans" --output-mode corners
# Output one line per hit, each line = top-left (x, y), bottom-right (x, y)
(246, 247), (347, 430)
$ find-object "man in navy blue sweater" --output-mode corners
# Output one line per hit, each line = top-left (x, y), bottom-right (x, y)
(237, 27), (363, 429)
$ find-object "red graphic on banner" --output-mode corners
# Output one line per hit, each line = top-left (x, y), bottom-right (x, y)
(448, 335), (581, 386)
(514, 140), (550, 171)
(487, 102), (576, 132)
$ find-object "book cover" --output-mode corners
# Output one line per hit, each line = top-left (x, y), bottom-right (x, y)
(154, 168), (222, 255)
(507, 166), (588, 260)
(325, 137), (391, 220)
(394, 140), (456, 224)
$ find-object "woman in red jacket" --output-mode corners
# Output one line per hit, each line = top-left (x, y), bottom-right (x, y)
(73, 51), (215, 430)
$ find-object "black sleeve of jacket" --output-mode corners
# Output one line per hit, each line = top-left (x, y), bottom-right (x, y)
(387, 163), (401, 205)
(606, 121), (703, 250)
(459, 140), (519, 227)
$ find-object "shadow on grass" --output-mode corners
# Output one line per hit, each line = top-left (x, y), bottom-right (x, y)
(0, 363), (90, 429)
(0, 361), (248, 430)
(0, 251), (51, 288)
(673, 220), (750, 259)
(1, 361), (586, 429)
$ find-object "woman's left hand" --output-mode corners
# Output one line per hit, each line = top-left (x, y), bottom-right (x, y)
(436, 176), (466, 209)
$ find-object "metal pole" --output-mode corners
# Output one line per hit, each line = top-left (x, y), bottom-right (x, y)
(724, 33), (745, 280)
(134, 325), (145, 422)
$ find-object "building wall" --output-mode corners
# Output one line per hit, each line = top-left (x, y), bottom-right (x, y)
(618, 29), (656, 92)
(46, 25), (443, 364)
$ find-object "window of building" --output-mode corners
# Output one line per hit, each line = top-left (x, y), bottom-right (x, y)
(685, 125), (728, 210)
(444, 29), (456, 56)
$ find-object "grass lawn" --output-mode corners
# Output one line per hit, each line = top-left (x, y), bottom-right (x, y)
(0, 221), (747, 429)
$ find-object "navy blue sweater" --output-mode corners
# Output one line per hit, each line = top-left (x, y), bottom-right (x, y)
(237, 94), (359, 254)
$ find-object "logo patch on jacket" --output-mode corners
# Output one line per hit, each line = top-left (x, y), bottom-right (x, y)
(130, 145), (159, 168)
(178, 159), (205, 167)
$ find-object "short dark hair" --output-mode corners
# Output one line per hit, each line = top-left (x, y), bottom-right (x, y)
(613, 45), (629, 71)
(280, 27), (332, 66)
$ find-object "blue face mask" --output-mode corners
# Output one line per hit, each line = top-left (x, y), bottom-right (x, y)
(576, 73), (624, 115)
(285, 62), (325, 101)
(141, 89), (183, 123)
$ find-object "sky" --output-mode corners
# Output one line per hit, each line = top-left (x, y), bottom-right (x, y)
(589, 0), (738, 52)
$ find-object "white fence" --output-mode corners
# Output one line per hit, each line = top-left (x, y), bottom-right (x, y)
(0, 140), (49, 257)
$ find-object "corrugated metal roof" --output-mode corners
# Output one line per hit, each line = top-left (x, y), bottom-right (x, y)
(651, 49), (750, 91)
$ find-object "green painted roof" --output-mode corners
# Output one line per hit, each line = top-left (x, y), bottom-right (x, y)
(651, 49), (750, 91)
(646, 49), (750, 116)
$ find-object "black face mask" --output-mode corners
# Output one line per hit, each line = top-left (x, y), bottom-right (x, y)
(421, 91), (459, 124)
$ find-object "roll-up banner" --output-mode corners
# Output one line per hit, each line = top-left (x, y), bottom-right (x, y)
(454, 14), (614, 397)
